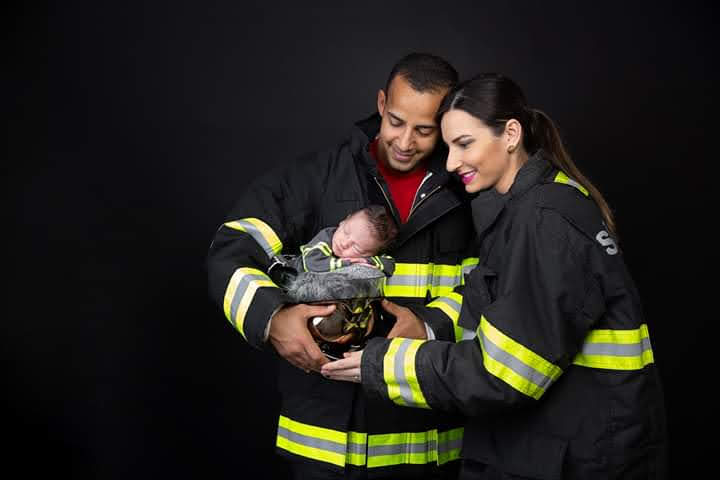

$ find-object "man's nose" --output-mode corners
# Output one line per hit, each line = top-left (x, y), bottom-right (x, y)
(396, 127), (413, 151)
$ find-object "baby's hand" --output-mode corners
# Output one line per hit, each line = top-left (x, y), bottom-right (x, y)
(345, 258), (377, 267)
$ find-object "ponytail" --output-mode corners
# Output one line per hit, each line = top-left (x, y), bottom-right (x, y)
(529, 109), (618, 238)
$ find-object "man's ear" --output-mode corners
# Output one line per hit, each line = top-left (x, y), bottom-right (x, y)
(377, 89), (386, 117)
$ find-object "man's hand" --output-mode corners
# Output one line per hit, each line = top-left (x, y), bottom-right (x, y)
(269, 303), (336, 372)
(382, 299), (427, 339)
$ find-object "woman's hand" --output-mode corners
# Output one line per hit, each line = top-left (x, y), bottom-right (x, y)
(321, 350), (363, 383)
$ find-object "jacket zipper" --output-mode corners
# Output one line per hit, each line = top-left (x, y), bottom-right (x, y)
(406, 172), (433, 218)
(408, 171), (441, 219)
(373, 176), (399, 223)
(408, 185), (442, 219)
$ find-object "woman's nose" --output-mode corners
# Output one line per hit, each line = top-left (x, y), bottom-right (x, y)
(446, 150), (461, 172)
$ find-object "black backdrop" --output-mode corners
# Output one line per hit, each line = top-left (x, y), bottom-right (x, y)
(7, 1), (716, 478)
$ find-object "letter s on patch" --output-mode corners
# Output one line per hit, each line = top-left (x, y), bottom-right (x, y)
(595, 230), (618, 255)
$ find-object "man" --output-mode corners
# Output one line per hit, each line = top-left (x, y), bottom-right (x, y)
(207, 53), (477, 479)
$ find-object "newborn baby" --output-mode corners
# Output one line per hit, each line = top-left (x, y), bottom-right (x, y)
(292, 205), (397, 275)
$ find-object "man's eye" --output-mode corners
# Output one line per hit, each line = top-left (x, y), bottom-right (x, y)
(417, 128), (433, 136)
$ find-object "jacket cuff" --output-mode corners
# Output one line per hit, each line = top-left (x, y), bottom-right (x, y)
(361, 337), (392, 402)
(407, 305), (455, 342)
(243, 286), (291, 349)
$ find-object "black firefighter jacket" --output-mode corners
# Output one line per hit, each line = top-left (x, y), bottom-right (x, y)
(207, 113), (477, 477)
(361, 152), (668, 479)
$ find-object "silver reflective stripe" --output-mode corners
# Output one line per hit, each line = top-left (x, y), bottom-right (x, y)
(564, 177), (584, 192)
(438, 436), (463, 454)
(433, 296), (461, 314)
(478, 328), (554, 392)
(432, 275), (460, 289)
(460, 329), (476, 340)
(385, 274), (428, 287)
(393, 339), (418, 406)
(368, 439), (438, 457)
(277, 426), (346, 454)
(580, 337), (652, 356)
(231, 220), (275, 258)
(230, 272), (270, 325)
(347, 440), (366, 456)
(462, 263), (477, 276)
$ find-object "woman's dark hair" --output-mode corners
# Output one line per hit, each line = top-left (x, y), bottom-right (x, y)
(354, 205), (398, 251)
(437, 73), (617, 237)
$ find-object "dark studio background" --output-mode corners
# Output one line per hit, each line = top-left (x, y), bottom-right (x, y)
(6, 1), (716, 478)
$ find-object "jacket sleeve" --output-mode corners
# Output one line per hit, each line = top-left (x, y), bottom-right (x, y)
(207, 156), (323, 349)
(406, 256), (481, 343)
(368, 254), (395, 275)
(362, 209), (606, 417)
(298, 228), (339, 272)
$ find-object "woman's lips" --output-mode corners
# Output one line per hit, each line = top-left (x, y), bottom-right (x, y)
(459, 170), (476, 184)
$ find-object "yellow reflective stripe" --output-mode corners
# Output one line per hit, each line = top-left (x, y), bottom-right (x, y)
(223, 267), (277, 339)
(276, 415), (347, 467)
(461, 257), (479, 282)
(384, 338), (430, 408)
(477, 316), (563, 400)
(276, 418), (460, 469)
(367, 430), (437, 467)
(437, 427), (464, 465)
(429, 264), (462, 297)
(427, 292), (465, 342)
(554, 171), (589, 196)
(383, 263), (432, 298)
(346, 431), (367, 466)
(572, 324), (655, 370)
(224, 217), (283, 257)
(384, 261), (474, 298)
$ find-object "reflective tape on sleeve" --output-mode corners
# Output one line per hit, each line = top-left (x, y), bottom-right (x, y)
(224, 217), (283, 258)
(427, 292), (474, 342)
(384, 338), (431, 409)
(572, 324), (655, 370)
(223, 267), (278, 339)
(477, 316), (563, 400)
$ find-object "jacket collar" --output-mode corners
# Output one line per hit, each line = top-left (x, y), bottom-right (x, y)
(471, 150), (553, 237)
(507, 149), (553, 198)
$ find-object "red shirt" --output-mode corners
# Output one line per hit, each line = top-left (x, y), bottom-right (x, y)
(370, 139), (426, 223)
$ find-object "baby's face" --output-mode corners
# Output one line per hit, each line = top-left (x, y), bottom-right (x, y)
(331, 213), (381, 258)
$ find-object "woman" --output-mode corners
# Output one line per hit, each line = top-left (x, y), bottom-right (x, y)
(322, 73), (668, 479)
